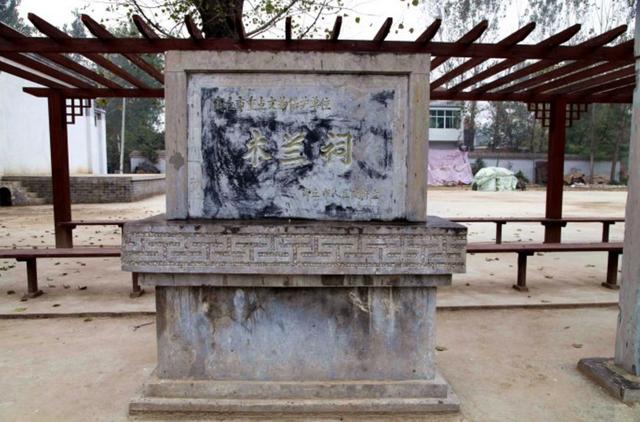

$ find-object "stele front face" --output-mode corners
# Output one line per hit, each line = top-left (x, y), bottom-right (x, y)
(165, 51), (429, 222)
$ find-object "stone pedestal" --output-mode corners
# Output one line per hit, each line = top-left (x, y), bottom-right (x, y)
(123, 216), (466, 415)
(124, 49), (468, 416)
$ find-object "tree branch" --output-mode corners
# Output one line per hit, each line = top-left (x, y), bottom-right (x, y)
(246, 0), (302, 37)
(130, 0), (175, 37)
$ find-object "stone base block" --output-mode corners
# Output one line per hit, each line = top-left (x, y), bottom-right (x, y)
(130, 372), (460, 416)
(578, 357), (640, 403)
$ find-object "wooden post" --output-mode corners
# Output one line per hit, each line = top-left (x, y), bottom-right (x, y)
(47, 93), (73, 248)
(512, 252), (530, 292)
(614, 8), (640, 375)
(544, 100), (567, 243)
(602, 251), (620, 290)
(602, 222), (612, 243)
(23, 258), (43, 298)
(495, 221), (505, 244)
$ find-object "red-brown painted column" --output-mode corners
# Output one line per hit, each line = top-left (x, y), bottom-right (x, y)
(47, 93), (73, 248)
(544, 100), (567, 243)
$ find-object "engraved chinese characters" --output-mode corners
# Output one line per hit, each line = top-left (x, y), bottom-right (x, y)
(187, 73), (409, 220)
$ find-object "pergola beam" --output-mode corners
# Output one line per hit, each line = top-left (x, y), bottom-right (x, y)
(132, 15), (160, 40)
(431, 20), (488, 70)
(415, 19), (441, 44)
(448, 24), (582, 93)
(472, 27), (629, 94)
(373, 18), (393, 44)
(0, 59), (67, 88)
(432, 22), (535, 89)
(329, 16), (342, 41)
(80, 14), (164, 83)
(0, 21), (123, 89)
(1, 52), (94, 88)
(546, 65), (635, 96)
(0, 37), (633, 62)
(430, 88), (632, 103)
(22, 87), (164, 98)
(28, 13), (152, 89)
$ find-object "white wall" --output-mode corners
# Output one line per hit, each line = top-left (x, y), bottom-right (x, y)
(0, 72), (51, 175)
(430, 127), (462, 143)
(0, 73), (107, 176)
(472, 156), (621, 182)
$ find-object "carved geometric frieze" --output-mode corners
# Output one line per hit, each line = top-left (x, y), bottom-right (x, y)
(122, 215), (467, 275)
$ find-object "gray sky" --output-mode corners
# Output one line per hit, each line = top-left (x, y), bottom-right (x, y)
(18, 0), (517, 40)
(18, 0), (633, 43)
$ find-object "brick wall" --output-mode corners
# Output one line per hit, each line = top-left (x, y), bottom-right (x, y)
(0, 175), (165, 204)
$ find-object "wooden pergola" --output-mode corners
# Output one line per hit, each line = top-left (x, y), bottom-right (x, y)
(0, 13), (634, 247)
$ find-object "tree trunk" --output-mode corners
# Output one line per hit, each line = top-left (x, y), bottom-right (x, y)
(464, 101), (477, 150)
(198, 0), (245, 39)
(529, 117), (535, 153)
(610, 105), (626, 183)
(588, 104), (596, 184)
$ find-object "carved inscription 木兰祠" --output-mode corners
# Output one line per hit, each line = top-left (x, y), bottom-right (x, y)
(187, 74), (409, 220)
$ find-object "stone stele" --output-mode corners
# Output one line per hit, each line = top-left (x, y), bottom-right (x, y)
(124, 50), (467, 416)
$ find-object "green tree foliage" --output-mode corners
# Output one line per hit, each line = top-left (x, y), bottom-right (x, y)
(480, 102), (536, 152)
(0, 0), (31, 33)
(96, 22), (165, 173)
(566, 104), (630, 181)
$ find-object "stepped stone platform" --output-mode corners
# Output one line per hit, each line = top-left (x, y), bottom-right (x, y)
(0, 174), (165, 205)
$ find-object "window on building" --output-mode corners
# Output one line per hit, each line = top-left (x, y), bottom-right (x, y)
(429, 109), (461, 129)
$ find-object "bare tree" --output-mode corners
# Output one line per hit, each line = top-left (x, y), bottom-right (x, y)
(108, 0), (350, 39)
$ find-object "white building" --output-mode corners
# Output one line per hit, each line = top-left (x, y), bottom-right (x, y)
(0, 72), (107, 176)
(429, 101), (463, 150)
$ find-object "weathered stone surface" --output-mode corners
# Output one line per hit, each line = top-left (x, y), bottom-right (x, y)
(122, 215), (467, 275)
(165, 51), (430, 221)
(189, 74), (407, 221)
(155, 285), (438, 381)
(578, 358), (640, 403)
(142, 373), (450, 399)
(129, 284), (461, 415)
(129, 391), (460, 416)
(139, 273), (452, 288)
(127, 49), (464, 417)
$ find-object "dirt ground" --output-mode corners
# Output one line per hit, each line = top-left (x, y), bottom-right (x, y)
(0, 188), (635, 421)
(0, 189), (626, 315)
(1, 308), (639, 421)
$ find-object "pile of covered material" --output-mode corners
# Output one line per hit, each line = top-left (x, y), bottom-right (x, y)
(427, 149), (474, 185)
(472, 167), (518, 191)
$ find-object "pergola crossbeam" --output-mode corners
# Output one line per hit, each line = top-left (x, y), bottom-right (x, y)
(80, 14), (164, 84)
(472, 26), (629, 95)
(132, 15), (160, 40)
(1, 52), (94, 88)
(28, 13), (152, 89)
(415, 19), (441, 44)
(0, 13), (632, 104)
(431, 20), (488, 70)
(448, 24), (582, 93)
(329, 16), (342, 41)
(373, 18), (393, 44)
(0, 59), (67, 88)
(432, 22), (535, 89)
